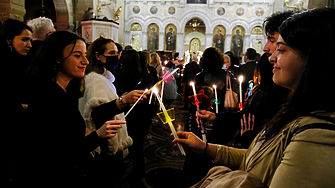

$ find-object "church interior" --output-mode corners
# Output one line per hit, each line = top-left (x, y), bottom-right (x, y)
(1, 0), (331, 61)
(1, 0), (333, 187)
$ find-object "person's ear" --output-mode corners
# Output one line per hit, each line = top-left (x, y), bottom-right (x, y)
(95, 52), (101, 61)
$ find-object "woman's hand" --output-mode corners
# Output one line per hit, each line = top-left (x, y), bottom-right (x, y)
(96, 120), (125, 139)
(172, 132), (206, 154)
(122, 90), (150, 105)
(196, 110), (216, 123)
(240, 113), (255, 136)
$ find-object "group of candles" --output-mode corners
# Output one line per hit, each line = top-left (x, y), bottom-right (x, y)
(121, 72), (245, 155)
(190, 75), (244, 113)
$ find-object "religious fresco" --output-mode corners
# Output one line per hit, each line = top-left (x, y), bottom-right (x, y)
(168, 6), (175, 15)
(231, 26), (245, 58)
(131, 23), (142, 31)
(217, 7), (225, 16)
(150, 6), (158, 14)
(251, 26), (263, 35)
(236, 7), (244, 16)
(255, 8), (264, 16)
(133, 6), (140, 14)
(190, 38), (200, 53)
(147, 23), (159, 52)
(165, 24), (177, 52)
(212, 25), (226, 53)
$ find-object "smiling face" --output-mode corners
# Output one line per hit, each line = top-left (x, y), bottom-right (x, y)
(11, 29), (33, 56)
(58, 40), (89, 81)
(269, 35), (305, 91)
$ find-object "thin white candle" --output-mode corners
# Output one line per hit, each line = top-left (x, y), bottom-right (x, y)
(160, 81), (165, 110)
(153, 88), (186, 156)
(122, 89), (148, 120)
(190, 82), (196, 96)
(169, 67), (179, 76)
(238, 76), (243, 103)
(213, 85), (218, 113)
(148, 90), (153, 105)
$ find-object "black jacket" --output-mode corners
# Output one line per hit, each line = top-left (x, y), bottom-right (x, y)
(21, 81), (101, 186)
(183, 61), (201, 84)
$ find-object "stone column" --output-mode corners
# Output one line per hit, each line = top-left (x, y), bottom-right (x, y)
(142, 31), (148, 50)
(176, 32), (184, 56)
(124, 30), (131, 46)
(244, 33), (251, 53)
(205, 33), (212, 49)
(225, 34), (232, 52)
(159, 31), (165, 51)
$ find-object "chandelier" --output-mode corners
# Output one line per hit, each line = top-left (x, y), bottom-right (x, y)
(189, 19), (200, 30)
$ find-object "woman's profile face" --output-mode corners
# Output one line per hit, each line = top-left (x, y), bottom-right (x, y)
(11, 29), (33, 56)
(269, 35), (305, 91)
(96, 42), (118, 63)
(59, 40), (89, 79)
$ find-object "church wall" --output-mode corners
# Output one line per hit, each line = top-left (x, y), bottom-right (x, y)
(124, 0), (274, 58)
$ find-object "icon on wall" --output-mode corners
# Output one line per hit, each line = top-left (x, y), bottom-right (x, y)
(255, 8), (264, 16)
(133, 6), (140, 14)
(168, 7), (175, 15)
(231, 26), (245, 58)
(236, 7), (244, 16)
(217, 7), (225, 16)
(150, 6), (158, 14)
(165, 24), (177, 52)
(148, 23), (159, 52)
(213, 25), (226, 53)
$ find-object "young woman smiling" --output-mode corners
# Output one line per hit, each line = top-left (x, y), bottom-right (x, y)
(173, 8), (335, 187)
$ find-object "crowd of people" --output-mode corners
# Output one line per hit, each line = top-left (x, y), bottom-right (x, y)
(2, 7), (335, 188)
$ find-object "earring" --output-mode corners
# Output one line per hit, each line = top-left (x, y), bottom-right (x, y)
(8, 44), (12, 51)
(54, 62), (60, 71)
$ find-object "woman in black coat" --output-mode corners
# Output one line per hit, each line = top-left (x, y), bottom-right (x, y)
(20, 31), (126, 187)
(0, 19), (33, 185)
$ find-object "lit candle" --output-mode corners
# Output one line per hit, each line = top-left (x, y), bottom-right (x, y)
(190, 82), (196, 96)
(160, 81), (165, 110)
(213, 85), (218, 113)
(238, 76), (243, 103)
(122, 89), (148, 120)
(153, 88), (186, 155)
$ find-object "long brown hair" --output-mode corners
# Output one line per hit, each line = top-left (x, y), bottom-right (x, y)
(86, 36), (115, 74)
(264, 8), (335, 140)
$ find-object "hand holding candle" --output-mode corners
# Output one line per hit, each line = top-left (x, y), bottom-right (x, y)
(122, 89), (148, 120)
(153, 88), (186, 156)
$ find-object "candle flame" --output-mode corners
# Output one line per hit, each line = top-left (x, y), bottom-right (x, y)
(152, 87), (158, 94)
(190, 82), (194, 86)
(239, 76), (243, 83)
(213, 85), (216, 89)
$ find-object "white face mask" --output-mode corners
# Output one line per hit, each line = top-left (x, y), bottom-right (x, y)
(223, 64), (227, 70)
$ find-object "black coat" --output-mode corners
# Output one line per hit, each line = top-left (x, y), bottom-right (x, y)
(183, 61), (201, 84)
(21, 81), (101, 186)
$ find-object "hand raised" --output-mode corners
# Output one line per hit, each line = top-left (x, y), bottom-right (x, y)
(240, 113), (255, 136)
